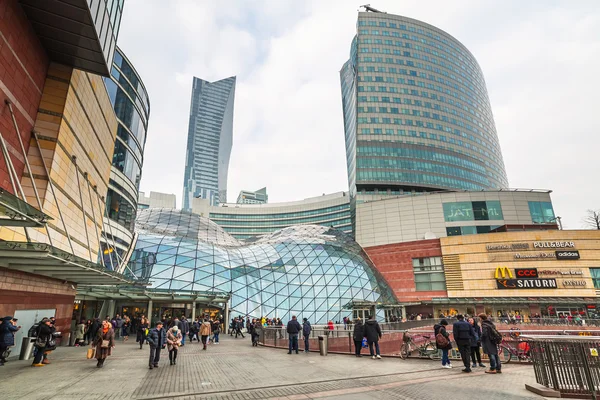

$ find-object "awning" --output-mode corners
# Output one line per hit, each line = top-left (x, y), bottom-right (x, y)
(0, 188), (52, 227)
(76, 287), (230, 303)
(0, 241), (135, 285)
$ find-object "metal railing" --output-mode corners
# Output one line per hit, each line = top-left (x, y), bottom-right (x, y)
(523, 335), (600, 399)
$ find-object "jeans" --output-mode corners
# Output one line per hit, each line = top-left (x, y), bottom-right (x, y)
(214, 332), (219, 343)
(304, 335), (309, 351)
(181, 335), (185, 345)
(149, 346), (161, 366)
(368, 341), (380, 356)
(470, 346), (482, 364)
(354, 340), (362, 355)
(441, 348), (450, 366)
(489, 353), (501, 371)
(458, 342), (471, 370)
(289, 334), (299, 353)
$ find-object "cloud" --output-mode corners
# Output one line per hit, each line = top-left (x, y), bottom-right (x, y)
(117, 0), (600, 229)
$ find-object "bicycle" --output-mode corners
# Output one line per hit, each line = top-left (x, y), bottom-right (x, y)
(399, 332), (440, 360)
(497, 328), (530, 364)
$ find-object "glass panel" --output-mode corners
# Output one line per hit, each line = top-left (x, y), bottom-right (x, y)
(443, 202), (473, 222)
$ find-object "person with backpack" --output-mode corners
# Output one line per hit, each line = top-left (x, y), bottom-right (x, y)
(452, 314), (476, 373)
(434, 319), (453, 368)
(302, 318), (312, 353)
(31, 318), (56, 367)
(479, 313), (502, 374)
(468, 317), (485, 368)
(352, 318), (365, 357)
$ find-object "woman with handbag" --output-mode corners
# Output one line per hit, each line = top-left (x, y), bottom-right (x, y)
(32, 318), (56, 367)
(166, 325), (182, 365)
(93, 320), (115, 368)
(137, 316), (149, 350)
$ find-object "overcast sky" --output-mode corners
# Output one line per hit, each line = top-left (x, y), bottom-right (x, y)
(117, 0), (599, 229)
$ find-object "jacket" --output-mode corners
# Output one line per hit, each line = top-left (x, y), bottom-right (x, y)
(0, 319), (19, 346)
(146, 327), (166, 348)
(352, 321), (365, 342)
(36, 323), (56, 348)
(480, 320), (499, 355)
(286, 319), (301, 335)
(181, 319), (189, 334)
(433, 324), (452, 350)
(452, 320), (475, 345)
(469, 323), (482, 347)
(89, 320), (100, 338)
(211, 321), (221, 334)
(364, 319), (382, 342)
(75, 323), (85, 340)
(93, 328), (115, 359)
(166, 328), (182, 351)
(200, 321), (211, 336)
(302, 321), (311, 337)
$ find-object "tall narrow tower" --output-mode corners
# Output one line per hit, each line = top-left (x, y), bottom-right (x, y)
(183, 76), (236, 210)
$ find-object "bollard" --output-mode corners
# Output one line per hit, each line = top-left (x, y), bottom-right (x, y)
(19, 337), (35, 360)
(318, 335), (327, 356)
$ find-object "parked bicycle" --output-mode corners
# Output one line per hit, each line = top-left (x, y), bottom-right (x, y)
(399, 332), (440, 360)
(498, 327), (530, 363)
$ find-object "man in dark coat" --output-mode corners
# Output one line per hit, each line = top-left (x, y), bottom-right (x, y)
(352, 318), (366, 357)
(302, 318), (311, 353)
(0, 316), (20, 366)
(147, 321), (166, 369)
(452, 314), (476, 372)
(32, 318), (55, 367)
(89, 318), (101, 340)
(434, 319), (453, 368)
(180, 317), (189, 346)
(364, 315), (382, 359)
(479, 313), (501, 374)
(286, 315), (302, 354)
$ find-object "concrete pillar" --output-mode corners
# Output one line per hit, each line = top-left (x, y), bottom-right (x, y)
(191, 300), (196, 321)
(224, 300), (230, 328)
(401, 306), (407, 320)
(148, 300), (153, 326)
(106, 300), (116, 320)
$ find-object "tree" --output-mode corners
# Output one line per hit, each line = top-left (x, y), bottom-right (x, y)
(583, 209), (600, 230)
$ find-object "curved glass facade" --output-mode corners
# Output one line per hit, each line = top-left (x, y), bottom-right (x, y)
(341, 12), (508, 196)
(128, 209), (397, 323)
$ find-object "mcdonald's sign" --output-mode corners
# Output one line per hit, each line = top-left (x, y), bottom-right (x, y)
(494, 266), (513, 279)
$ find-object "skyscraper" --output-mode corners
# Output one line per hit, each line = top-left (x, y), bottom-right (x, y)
(183, 76), (236, 210)
(341, 9), (508, 203)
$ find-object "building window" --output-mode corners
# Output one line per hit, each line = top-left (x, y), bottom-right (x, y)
(443, 201), (504, 222)
(412, 257), (446, 291)
(528, 201), (555, 223)
(591, 269), (600, 289)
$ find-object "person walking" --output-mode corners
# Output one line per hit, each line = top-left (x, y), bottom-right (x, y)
(453, 314), (476, 373)
(286, 315), (301, 354)
(352, 318), (365, 357)
(166, 325), (182, 365)
(211, 319), (221, 344)
(468, 317), (485, 368)
(147, 321), (166, 370)
(114, 314), (122, 340)
(31, 318), (56, 367)
(137, 316), (149, 350)
(74, 319), (86, 347)
(200, 318), (211, 350)
(302, 318), (311, 353)
(326, 320), (334, 336)
(122, 316), (130, 342)
(180, 317), (189, 346)
(434, 319), (453, 368)
(93, 320), (115, 368)
(89, 318), (100, 344)
(234, 318), (245, 339)
(479, 313), (502, 374)
(364, 315), (382, 359)
(0, 316), (20, 366)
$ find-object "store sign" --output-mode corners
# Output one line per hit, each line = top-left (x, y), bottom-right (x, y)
(515, 268), (538, 278)
(556, 250), (580, 260)
(533, 241), (575, 249)
(496, 278), (557, 289)
(487, 243), (529, 251)
(538, 270), (583, 276)
(562, 280), (586, 287)
(494, 266), (513, 279)
(514, 252), (556, 260)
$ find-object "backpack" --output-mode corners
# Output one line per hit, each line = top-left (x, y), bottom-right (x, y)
(28, 323), (40, 338)
(436, 330), (449, 347)
(489, 325), (503, 345)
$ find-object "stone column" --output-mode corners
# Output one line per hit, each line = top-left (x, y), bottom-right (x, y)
(147, 300), (153, 326)
(191, 300), (196, 321)
(224, 300), (230, 328)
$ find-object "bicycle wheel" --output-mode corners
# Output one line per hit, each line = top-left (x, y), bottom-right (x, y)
(399, 343), (411, 359)
(427, 345), (442, 360)
(498, 346), (512, 364)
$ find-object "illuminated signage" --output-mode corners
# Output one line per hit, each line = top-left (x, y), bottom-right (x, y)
(496, 279), (557, 289)
(494, 266), (514, 279)
(555, 250), (580, 260)
(515, 268), (538, 278)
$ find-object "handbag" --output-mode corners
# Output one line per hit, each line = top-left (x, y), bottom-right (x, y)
(101, 340), (110, 348)
(86, 348), (95, 359)
(34, 336), (47, 348)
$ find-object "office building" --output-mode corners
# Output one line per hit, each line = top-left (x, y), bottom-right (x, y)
(138, 191), (176, 209)
(102, 47), (151, 269)
(237, 187), (268, 204)
(340, 9), (508, 205)
(182, 76), (236, 209)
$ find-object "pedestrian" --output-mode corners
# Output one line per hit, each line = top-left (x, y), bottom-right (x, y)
(93, 320), (115, 368)
(327, 320), (334, 336)
(192, 318), (200, 342)
(74, 319), (86, 346)
(452, 314), (476, 373)
(166, 325), (182, 365)
(352, 318), (365, 357)
(302, 318), (311, 352)
(31, 317), (56, 367)
(0, 316), (21, 366)
(83, 319), (92, 345)
(211, 319), (221, 344)
(479, 313), (502, 374)
(89, 318), (100, 342)
(434, 319), (453, 368)
(286, 315), (302, 354)
(248, 318), (258, 346)
(147, 321), (166, 370)
(180, 317), (189, 346)
(137, 315), (149, 350)
(234, 318), (245, 338)
(468, 317), (485, 368)
(114, 314), (122, 340)
(364, 315), (382, 359)
(276, 318), (284, 339)
(200, 318), (211, 350)
(122, 316), (130, 342)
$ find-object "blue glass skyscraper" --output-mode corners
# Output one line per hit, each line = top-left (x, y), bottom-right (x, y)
(183, 76), (236, 210)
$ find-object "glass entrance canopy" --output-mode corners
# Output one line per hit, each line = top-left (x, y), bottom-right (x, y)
(128, 209), (397, 323)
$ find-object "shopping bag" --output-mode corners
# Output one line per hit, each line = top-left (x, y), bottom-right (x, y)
(362, 338), (368, 348)
(86, 348), (95, 359)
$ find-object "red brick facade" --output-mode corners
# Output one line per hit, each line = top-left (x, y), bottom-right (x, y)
(0, 267), (75, 337)
(0, 0), (48, 193)
(365, 239), (447, 305)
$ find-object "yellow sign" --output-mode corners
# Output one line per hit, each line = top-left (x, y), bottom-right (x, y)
(590, 348), (598, 357)
(494, 266), (514, 279)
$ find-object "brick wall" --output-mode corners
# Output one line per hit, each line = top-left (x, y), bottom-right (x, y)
(0, 267), (75, 337)
(365, 239), (447, 302)
(0, 0), (48, 193)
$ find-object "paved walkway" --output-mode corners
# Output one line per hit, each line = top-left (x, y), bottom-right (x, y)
(0, 334), (552, 400)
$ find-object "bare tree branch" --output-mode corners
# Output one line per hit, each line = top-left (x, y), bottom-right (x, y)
(583, 209), (600, 230)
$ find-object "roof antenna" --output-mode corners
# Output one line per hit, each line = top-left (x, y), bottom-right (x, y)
(360, 4), (386, 13)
